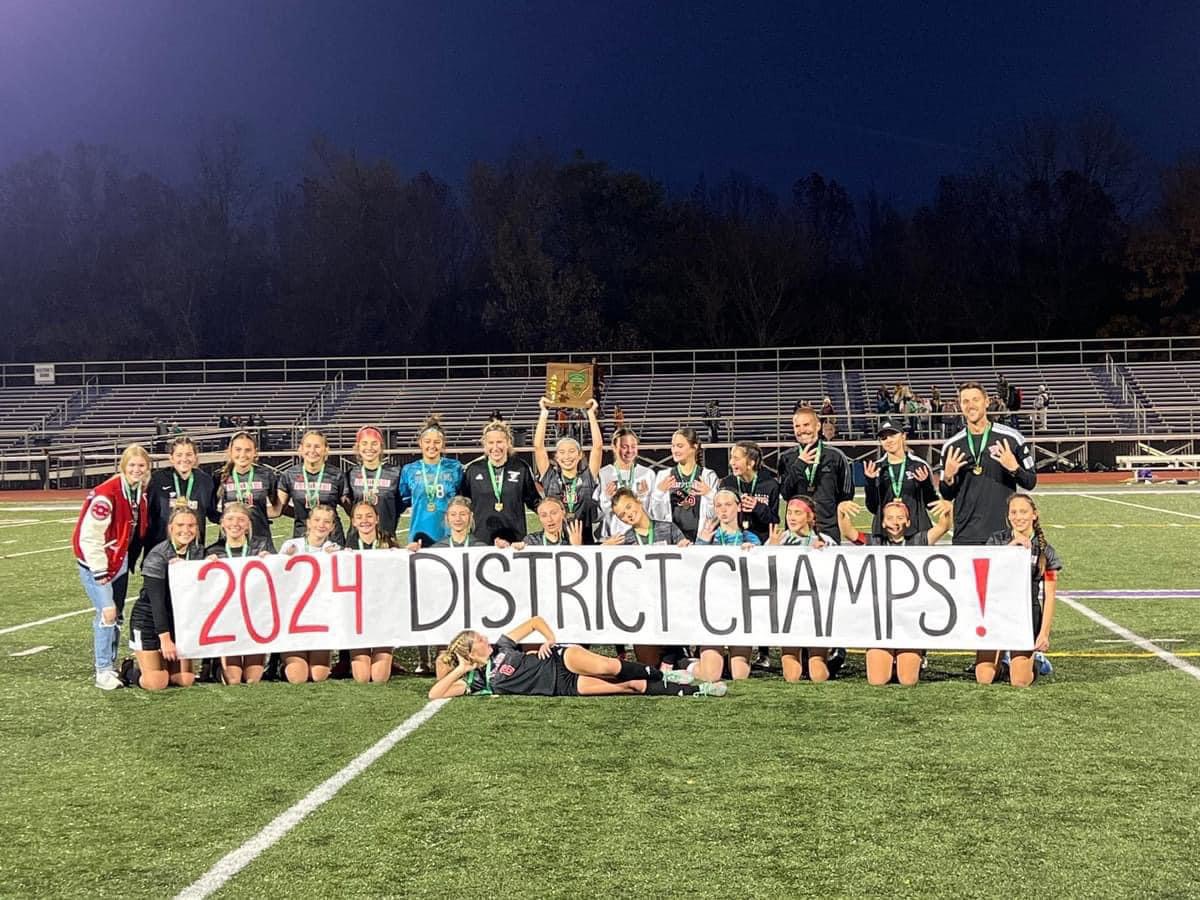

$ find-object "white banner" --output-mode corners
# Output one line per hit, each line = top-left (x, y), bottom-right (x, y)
(169, 546), (1034, 657)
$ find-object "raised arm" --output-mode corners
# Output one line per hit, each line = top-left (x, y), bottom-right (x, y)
(837, 500), (863, 544)
(925, 499), (954, 544)
(533, 397), (552, 477)
(505, 615), (556, 646)
(585, 399), (603, 478)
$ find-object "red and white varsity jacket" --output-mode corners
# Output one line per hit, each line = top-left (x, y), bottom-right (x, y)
(72, 476), (148, 579)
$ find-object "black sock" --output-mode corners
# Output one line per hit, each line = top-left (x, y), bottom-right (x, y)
(616, 659), (661, 682)
(646, 680), (699, 696)
(127, 665), (142, 688)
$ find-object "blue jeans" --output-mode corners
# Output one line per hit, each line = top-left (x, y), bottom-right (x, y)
(77, 559), (129, 673)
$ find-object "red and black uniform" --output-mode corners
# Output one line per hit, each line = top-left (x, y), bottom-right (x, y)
(215, 466), (280, 551)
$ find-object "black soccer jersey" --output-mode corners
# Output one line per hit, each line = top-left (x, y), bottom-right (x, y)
(718, 470), (781, 543)
(278, 463), (350, 545)
(538, 465), (599, 543)
(939, 422), (1037, 545)
(619, 519), (687, 545)
(863, 451), (937, 538)
(489, 635), (558, 696)
(345, 464), (402, 538)
(145, 467), (219, 549)
(432, 535), (490, 547)
(656, 465), (720, 541)
(214, 466), (280, 551)
(860, 532), (931, 547)
(203, 537), (272, 558)
(129, 539), (206, 641)
(523, 530), (570, 547)
(780, 442), (854, 541)
(462, 456), (540, 544)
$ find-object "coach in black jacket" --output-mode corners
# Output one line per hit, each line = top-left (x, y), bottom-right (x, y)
(780, 406), (854, 542)
(939, 382), (1037, 544)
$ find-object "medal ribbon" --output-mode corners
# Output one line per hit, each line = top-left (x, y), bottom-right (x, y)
(420, 460), (443, 505)
(486, 461), (505, 505)
(965, 425), (992, 471)
(804, 443), (824, 484)
(172, 471), (194, 501)
(887, 458), (906, 499)
(225, 543), (249, 559)
(302, 465), (325, 508)
(637, 522), (655, 545)
(360, 465), (382, 501)
(231, 466), (254, 504)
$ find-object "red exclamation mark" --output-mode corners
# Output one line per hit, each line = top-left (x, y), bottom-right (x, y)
(972, 558), (990, 636)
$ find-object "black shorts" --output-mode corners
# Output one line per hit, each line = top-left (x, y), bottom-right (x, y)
(128, 602), (171, 653)
(551, 645), (579, 697)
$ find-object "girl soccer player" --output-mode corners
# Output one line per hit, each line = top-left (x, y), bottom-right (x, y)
(399, 415), (464, 546)
(277, 430), (350, 547)
(346, 426), (401, 539)
(430, 496), (490, 548)
(214, 431), (281, 551)
(429, 616), (725, 699)
(533, 398), (602, 541)
(72, 444), (150, 690)
(143, 437), (219, 564)
(694, 489), (758, 684)
(124, 507), (205, 691)
(343, 501), (401, 684)
(863, 419), (937, 541)
(652, 427), (720, 542)
(767, 496), (837, 548)
(598, 427), (662, 539)
(278, 505), (340, 684)
(204, 502), (271, 685)
(516, 496), (585, 547)
(718, 441), (779, 543)
(982, 494), (1062, 688)
(460, 420), (540, 545)
(837, 499), (955, 686)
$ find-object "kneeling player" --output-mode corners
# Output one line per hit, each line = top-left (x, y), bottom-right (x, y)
(429, 617), (726, 699)
(837, 498), (954, 686)
(124, 508), (205, 690)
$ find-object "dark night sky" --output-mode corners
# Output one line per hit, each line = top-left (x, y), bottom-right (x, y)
(1, 0), (1198, 204)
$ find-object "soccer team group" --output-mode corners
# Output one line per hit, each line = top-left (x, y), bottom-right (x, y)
(70, 381), (1060, 697)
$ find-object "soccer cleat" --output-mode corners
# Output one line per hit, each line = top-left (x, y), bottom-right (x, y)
(95, 670), (124, 691)
(695, 681), (727, 697)
(826, 647), (847, 677)
(1033, 651), (1053, 676)
(117, 657), (136, 687)
(662, 668), (695, 685)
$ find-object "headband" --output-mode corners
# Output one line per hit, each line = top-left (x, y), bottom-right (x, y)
(356, 426), (384, 444)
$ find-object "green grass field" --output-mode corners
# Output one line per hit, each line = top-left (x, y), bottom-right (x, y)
(2, 487), (1199, 898)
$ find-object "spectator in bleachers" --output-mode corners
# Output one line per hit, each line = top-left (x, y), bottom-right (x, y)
(820, 395), (835, 418)
(1034, 384), (1050, 432)
(821, 416), (839, 441)
(940, 396), (960, 438)
(874, 386), (891, 416)
(704, 399), (721, 442)
(996, 373), (1010, 408)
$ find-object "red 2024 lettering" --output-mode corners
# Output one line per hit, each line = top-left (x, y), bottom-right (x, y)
(197, 554), (364, 646)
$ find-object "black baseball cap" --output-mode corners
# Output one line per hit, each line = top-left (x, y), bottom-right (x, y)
(876, 418), (902, 437)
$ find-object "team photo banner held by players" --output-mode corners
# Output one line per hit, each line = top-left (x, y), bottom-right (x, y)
(169, 546), (1033, 656)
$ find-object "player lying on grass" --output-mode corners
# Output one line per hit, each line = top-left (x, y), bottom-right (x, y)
(980, 493), (1062, 688)
(428, 616), (727, 699)
(123, 507), (205, 691)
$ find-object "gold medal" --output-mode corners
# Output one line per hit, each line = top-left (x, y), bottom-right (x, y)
(494, 501), (504, 512)
(972, 465), (983, 476)
(426, 502), (437, 512)
(172, 497), (190, 509)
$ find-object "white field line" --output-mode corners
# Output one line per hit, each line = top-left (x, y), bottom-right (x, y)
(176, 698), (450, 900)
(1094, 638), (1184, 644)
(1077, 493), (1200, 521)
(1034, 489), (1200, 496)
(1061, 597), (1200, 683)
(1, 547), (72, 560)
(0, 505), (83, 511)
(9, 645), (51, 656)
(0, 608), (91, 635)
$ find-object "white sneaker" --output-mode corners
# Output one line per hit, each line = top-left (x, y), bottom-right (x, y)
(95, 670), (123, 691)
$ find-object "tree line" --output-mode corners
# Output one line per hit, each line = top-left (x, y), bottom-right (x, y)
(0, 111), (1196, 363)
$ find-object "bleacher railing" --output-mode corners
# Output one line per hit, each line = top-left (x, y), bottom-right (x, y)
(2, 335), (1199, 387)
